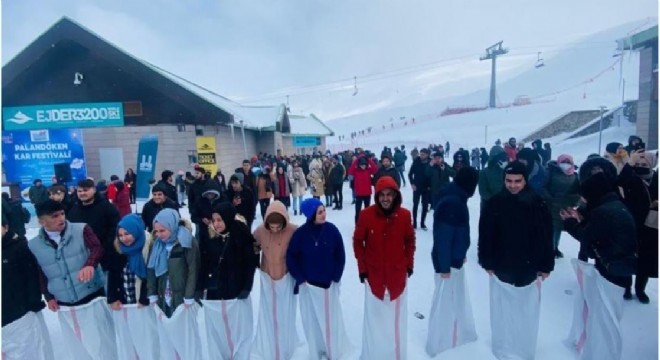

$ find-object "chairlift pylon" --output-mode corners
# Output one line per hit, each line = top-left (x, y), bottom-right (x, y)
(535, 52), (545, 69)
(352, 76), (358, 96)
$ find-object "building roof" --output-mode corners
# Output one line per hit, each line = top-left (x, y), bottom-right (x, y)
(287, 114), (334, 136)
(145, 63), (290, 132)
(617, 25), (658, 51)
(2, 17), (289, 131)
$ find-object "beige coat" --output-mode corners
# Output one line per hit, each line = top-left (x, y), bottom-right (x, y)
(252, 201), (297, 280)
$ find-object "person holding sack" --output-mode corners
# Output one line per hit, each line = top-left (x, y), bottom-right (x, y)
(200, 202), (258, 360)
(108, 214), (160, 360)
(2, 215), (54, 360)
(29, 199), (117, 359)
(478, 161), (554, 360)
(287, 198), (350, 360)
(561, 157), (638, 360)
(147, 208), (202, 359)
(353, 176), (416, 360)
(426, 167), (479, 356)
(253, 200), (300, 359)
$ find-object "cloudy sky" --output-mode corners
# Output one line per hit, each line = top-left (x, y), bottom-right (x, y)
(2, 1), (657, 119)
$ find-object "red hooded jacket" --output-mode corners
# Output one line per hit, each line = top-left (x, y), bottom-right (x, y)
(353, 176), (416, 300)
(348, 156), (378, 197)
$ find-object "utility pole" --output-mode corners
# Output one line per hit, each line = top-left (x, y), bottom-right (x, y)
(598, 106), (607, 153)
(480, 41), (509, 108)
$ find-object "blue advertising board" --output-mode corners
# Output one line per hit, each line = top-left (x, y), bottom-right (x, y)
(3, 102), (124, 131)
(1, 129), (87, 201)
(293, 136), (321, 147)
(135, 135), (159, 201)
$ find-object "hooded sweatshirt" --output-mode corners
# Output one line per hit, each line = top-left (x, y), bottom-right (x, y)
(253, 201), (298, 280)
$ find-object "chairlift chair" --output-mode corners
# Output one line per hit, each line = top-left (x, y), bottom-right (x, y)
(535, 52), (545, 68)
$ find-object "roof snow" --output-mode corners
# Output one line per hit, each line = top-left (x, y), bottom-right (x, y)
(287, 114), (334, 136)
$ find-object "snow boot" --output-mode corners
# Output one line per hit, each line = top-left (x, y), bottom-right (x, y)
(624, 287), (633, 300)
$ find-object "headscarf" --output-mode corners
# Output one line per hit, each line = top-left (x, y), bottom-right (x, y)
(147, 209), (193, 277)
(557, 154), (575, 176)
(117, 214), (147, 278)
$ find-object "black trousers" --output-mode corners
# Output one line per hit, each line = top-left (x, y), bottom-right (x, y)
(333, 184), (343, 207)
(412, 189), (430, 225)
(259, 199), (271, 219)
(355, 196), (371, 223)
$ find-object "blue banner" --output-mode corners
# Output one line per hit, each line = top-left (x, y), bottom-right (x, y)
(135, 135), (159, 201)
(3, 102), (124, 131)
(293, 136), (320, 147)
(1, 129), (87, 201)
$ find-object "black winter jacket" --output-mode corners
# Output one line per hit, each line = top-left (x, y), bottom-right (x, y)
(155, 180), (179, 208)
(2, 231), (45, 326)
(373, 165), (402, 188)
(478, 187), (555, 286)
(408, 157), (431, 190)
(141, 198), (180, 232)
(564, 193), (637, 287)
(68, 194), (122, 271)
(200, 222), (257, 299)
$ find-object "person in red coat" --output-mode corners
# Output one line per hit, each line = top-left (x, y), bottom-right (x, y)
(347, 155), (378, 223)
(113, 181), (132, 217)
(353, 175), (416, 359)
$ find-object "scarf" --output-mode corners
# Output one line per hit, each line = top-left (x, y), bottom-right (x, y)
(147, 209), (193, 277)
(118, 214), (147, 278)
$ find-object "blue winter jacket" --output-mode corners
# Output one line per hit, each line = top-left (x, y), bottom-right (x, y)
(286, 221), (346, 293)
(432, 183), (471, 273)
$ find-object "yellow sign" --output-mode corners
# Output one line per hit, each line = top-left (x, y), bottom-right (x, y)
(195, 136), (218, 175)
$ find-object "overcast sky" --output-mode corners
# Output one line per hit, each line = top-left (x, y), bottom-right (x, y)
(2, 1), (657, 119)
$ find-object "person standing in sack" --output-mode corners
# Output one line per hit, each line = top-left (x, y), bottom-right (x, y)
(226, 173), (256, 230)
(426, 167), (479, 356)
(199, 202), (257, 359)
(560, 157), (638, 359)
(478, 161), (554, 360)
(353, 176), (416, 360)
(108, 214), (152, 309)
(147, 209), (200, 318)
(29, 200), (117, 358)
(2, 215), (54, 359)
(286, 198), (350, 360)
(253, 200), (300, 359)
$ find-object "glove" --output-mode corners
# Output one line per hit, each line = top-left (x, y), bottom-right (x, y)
(359, 273), (368, 283)
(237, 290), (250, 300)
(407, 268), (413, 278)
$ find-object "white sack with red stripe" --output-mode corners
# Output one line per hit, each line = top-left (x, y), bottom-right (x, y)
(57, 297), (118, 360)
(360, 282), (407, 360)
(299, 282), (351, 360)
(490, 275), (542, 360)
(153, 304), (203, 360)
(565, 259), (624, 360)
(112, 304), (160, 360)
(252, 271), (300, 360)
(201, 298), (253, 360)
(425, 267), (477, 356)
(2, 311), (54, 360)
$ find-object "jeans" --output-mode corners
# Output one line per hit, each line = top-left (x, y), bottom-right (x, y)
(396, 166), (406, 186)
(355, 196), (371, 223)
(325, 195), (334, 206)
(412, 189), (430, 225)
(292, 196), (303, 212)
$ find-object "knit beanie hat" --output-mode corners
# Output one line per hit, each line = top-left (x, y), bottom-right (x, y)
(301, 198), (323, 222)
(454, 167), (480, 197)
(503, 161), (529, 182)
(605, 142), (623, 155)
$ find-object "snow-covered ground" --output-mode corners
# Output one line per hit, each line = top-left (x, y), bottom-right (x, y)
(30, 120), (658, 359)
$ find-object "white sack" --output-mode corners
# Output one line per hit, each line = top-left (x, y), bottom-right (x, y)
(2, 310), (54, 360)
(153, 304), (203, 360)
(566, 259), (624, 360)
(58, 297), (118, 360)
(300, 282), (351, 360)
(425, 267), (477, 356)
(202, 298), (253, 360)
(360, 283), (407, 360)
(490, 275), (542, 360)
(112, 304), (160, 360)
(252, 272), (300, 360)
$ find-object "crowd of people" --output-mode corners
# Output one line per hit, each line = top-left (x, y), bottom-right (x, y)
(1, 134), (657, 359)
